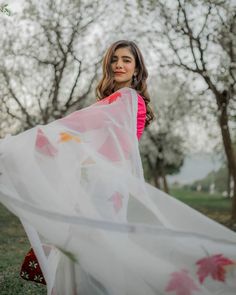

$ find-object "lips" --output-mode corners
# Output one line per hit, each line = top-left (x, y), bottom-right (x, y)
(114, 72), (125, 75)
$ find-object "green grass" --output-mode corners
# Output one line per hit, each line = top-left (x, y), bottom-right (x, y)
(170, 188), (232, 211)
(0, 203), (46, 294)
(0, 188), (235, 293)
(170, 187), (235, 230)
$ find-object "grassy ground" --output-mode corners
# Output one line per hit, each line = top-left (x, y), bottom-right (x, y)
(0, 203), (46, 294)
(0, 188), (235, 294)
(170, 187), (236, 231)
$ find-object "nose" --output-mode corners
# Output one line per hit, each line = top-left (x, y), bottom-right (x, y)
(115, 59), (123, 69)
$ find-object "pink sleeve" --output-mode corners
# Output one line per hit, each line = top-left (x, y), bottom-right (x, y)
(137, 95), (146, 140)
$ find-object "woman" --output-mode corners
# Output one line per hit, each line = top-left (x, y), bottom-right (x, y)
(96, 40), (154, 139)
(1, 41), (236, 295)
(20, 40), (154, 285)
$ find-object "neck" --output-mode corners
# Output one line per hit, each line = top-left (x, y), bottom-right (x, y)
(114, 82), (132, 92)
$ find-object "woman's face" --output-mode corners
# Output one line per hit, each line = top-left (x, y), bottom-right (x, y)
(111, 47), (137, 90)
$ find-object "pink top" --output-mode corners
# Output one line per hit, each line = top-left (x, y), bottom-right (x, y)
(137, 94), (146, 140)
(103, 91), (146, 140)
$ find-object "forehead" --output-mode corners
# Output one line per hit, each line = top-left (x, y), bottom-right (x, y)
(113, 47), (134, 58)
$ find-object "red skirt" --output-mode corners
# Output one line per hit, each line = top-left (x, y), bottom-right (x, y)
(20, 248), (46, 285)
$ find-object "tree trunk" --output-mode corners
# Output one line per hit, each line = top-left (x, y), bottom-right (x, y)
(154, 173), (161, 189)
(218, 94), (236, 220)
(227, 165), (232, 199)
(162, 174), (169, 194)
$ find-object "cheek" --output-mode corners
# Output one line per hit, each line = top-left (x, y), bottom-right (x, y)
(111, 63), (116, 71)
(125, 63), (135, 73)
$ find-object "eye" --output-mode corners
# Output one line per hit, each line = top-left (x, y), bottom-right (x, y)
(111, 57), (117, 63)
(123, 59), (131, 63)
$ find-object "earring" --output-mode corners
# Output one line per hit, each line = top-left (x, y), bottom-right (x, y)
(133, 75), (138, 85)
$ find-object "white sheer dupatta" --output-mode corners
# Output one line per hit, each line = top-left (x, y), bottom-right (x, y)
(0, 88), (236, 295)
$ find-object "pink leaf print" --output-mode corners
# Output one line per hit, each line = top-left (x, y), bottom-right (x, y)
(196, 254), (234, 284)
(35, 128), (57, 157)
(108, 91), (121, 104)
(109, 192), (123, 213)
(165, 269), (200, 295)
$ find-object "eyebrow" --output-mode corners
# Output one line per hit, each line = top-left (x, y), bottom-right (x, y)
(113, 55), (133, 59)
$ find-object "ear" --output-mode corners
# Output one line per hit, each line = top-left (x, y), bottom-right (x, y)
(134, 68), (138, 76)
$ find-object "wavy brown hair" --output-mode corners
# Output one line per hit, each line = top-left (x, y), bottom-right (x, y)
(96, 40), (154, 127)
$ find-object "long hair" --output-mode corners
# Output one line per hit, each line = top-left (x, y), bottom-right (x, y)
(96, 40), (154, 127)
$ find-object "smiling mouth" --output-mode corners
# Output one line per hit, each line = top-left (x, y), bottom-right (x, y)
(114, 72), (125, 75)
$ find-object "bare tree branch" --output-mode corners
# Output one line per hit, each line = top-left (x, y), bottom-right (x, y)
(1, 70), (33, 127)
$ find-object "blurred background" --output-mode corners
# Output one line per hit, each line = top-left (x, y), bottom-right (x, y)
(0, 0), (235, 292)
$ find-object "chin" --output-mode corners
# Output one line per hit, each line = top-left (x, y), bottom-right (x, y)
(115, 78), (131, 85)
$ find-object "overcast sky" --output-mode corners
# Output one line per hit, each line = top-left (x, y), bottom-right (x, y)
(167, 152), (222, 184)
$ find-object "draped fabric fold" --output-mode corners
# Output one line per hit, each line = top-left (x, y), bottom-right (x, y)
(0, 88), (236, 295)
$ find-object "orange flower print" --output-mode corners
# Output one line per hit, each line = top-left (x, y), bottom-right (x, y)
(196, 254), (234, 284)
(59, 132), (81, 143)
